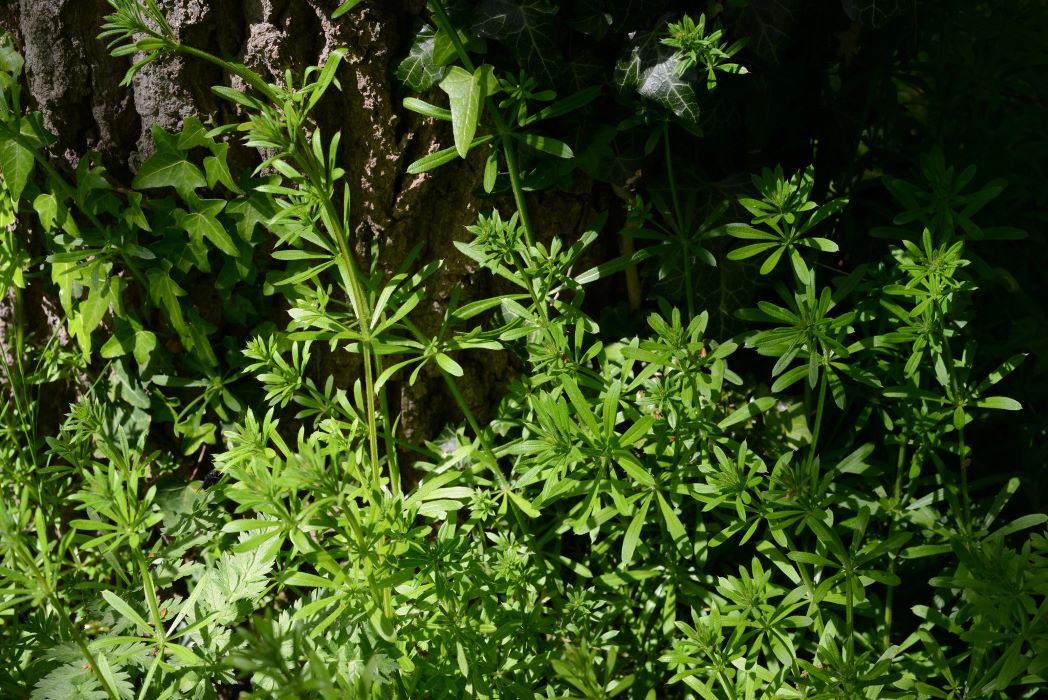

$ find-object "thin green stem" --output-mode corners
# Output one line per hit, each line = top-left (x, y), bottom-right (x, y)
(428, 0), (536, 247)
(789, 539), (825, 636)
(936, 311), (970, 531)
(805, 368), (828, 471)
(173, 44), (278, 103)
(663, 123), (694, 320)
(883, 443), (906, 648)
(845, 569), (855, 662)
(443, 375), (541, 554)
(9, 530), (117, 699)
(376, 354), (401, 495)
(442, 375), (507, 491)
(500, 137), (535, 247)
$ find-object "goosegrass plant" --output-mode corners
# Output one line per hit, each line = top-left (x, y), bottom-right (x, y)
(0, 1), (1045, 699)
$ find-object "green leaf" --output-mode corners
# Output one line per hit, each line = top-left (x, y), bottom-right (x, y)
(976, 353), (1026, 394)
(395, 25), (447, 91)
(975, 395), (1022, 411)
(0, 36), (24, 75)
(622, 495), (651, 565)
(75, 273), (118, 355)
(727, 242), (779, 260)
(332, 0), (364, 18)
(175, 200), (237, 256)
(145, 266), (188, 338)
(615, 451), (655, 487)
(406, 136), (494, 174)
(0, 126), (35, 201)
(176, 116), (211, 150)
(657, 492), (686, 543)
(133, 149), (206, 197)
(434, 352), (464, 377)
(615, 31), (699, 122)
(101, 327), (157, 368)
(203, 142), (243, 193)
(788, 551), (836, 568)
(619, 415), (655, 448)
(102, 590), (153, 637)
(402, 97), (452, 121)
(439, 65), (492, 159)
(991, 513), (1048, 539)
(483, 148), (499, 192)
(472, 0), (560, 82)
(33, 192), (59, 230)
(524, 86), (600, 125)
(718, 397), (776, 429)
(516, 132), (573, 158)
(507, 489), (541, 517)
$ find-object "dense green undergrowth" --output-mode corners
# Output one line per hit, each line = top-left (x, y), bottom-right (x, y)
(1, 1), (1046, 698)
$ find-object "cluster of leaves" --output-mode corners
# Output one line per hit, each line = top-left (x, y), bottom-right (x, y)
(0, 1), (1045, 699)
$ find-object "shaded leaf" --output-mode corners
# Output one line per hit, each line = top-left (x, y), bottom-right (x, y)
(394, 25), (447, 91)
(472, 0), (560, 82)
(615, 31), (699, 122)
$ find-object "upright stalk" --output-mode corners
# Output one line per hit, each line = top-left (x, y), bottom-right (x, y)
(805, 369), (828, 471)
(163, 36), (389, 490)
(662, 123), (695, 321)
(883, 443), (906, 648)
(935, 310), (970, 531)
(428, 0), (535, 247)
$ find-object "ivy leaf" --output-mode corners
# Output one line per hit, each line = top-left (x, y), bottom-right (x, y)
(33, 192), (60, 230)
(175, 199), (237, 256)
(616, 31), (700, 122)
(0, 120), (36, 202)
(133, 149), (207, 198)
(841, 0), (902, 28)
(395, 25), (447, 91)
(472, 0), (560, 83)
(176, 116), (211, 150)
(741, 0), (796, 61)
(0, 35), (24, 75)
(79, 272), (118, 353)
(101, 323), (158, 368)
(145, 265), (188, 339)
(204, 142), (243, 194)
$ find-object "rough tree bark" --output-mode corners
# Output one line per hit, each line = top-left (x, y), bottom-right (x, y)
(0, 0), (607, 445)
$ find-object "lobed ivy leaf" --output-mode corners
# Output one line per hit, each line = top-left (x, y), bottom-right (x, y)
(175, 199), (238, 256)
(145, 264), (188, 339)
(841, 0), (903, 28)
(472, 0), (560, 83)
(0, 122), (35, 201)
(740, 0), (796, 62)
(615, 30), (699, 122)
(394, 25), (448, 91)
(133, 149), (206, 198)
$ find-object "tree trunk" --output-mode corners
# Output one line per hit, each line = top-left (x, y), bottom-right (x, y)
(0, 0), (612, 444)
